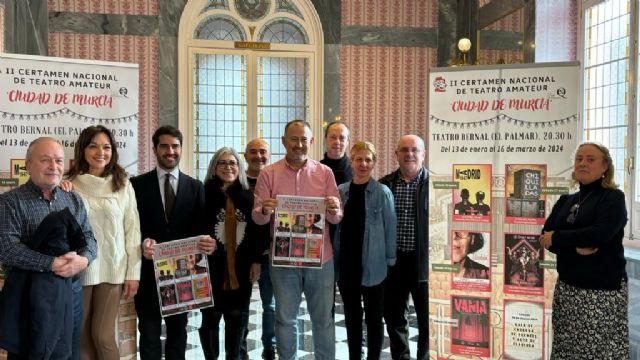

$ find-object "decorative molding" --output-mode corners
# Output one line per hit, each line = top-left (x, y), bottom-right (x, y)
(48, 12), (159, 36)
(342, 25), (437, 48)
(478, 0), (527, 29)
(479, 30), (521, 50)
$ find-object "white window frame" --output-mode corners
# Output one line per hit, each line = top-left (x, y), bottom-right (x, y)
(177, 0), (325, 176)
(579, 0), (640, 246)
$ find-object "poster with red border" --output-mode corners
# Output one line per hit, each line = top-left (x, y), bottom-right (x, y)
(504, 233), (544, 296)
(153, 236), (213, 317)
(503, 300), (545, 360)
(451, 230), (491, 292)
(452, 164), (492, 223)
(450, 295), (491, 357)
(271, 195), (325, 268)
(504, 164), (547, 225)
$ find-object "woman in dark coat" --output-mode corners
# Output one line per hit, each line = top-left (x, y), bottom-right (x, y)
(199, 147), (266, 360)
(540, 142), (628, 359)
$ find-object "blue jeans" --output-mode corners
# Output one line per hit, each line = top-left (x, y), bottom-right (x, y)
(270, 258), (335, 360)
(240, 257), (276, 355)
(71, 278), (83, 360)
(259, 260), (276, 348)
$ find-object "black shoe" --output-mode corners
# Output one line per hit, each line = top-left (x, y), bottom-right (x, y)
(262, 347), (276, 360)
(198, 328), (219, 360)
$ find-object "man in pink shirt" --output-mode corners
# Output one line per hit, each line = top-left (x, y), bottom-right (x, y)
(252, 120), (342, 360)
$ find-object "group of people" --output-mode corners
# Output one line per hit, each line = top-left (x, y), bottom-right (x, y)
(0, 120), (428, 360)
(0, 116), (628, 360)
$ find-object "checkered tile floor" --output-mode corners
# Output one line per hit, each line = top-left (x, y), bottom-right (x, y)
(145, 283), (420, 359)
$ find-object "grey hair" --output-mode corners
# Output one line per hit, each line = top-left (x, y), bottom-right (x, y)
(205, 147), (249, 190)
(26, 137), (61, 159)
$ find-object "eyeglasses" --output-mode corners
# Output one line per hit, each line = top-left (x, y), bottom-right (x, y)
(566, 203), (579, 224)
(217, 160), (239, 168)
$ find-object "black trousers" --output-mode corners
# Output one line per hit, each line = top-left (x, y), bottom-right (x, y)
(200, 306), (244, 360)
(138, 312), (188, 360)
(338, 280), (385, 360)
(384, 251), (428, 360)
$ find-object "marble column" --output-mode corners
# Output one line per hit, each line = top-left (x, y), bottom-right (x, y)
(438, 0), (459, 67)
(523, 0), (535, 63)
(158, 0), (187, 128)
(456, 0), (478, 65)
(4, 0), (47, 55)
(312, 0), (341, 123)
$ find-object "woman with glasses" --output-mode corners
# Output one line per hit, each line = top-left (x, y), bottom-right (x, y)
(199, 147), (266, 360)
(540, 142), (628, 359)
(333, 141), (396, 360)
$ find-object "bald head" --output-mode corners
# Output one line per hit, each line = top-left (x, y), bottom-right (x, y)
(245, 138), (270, 177)
(395, 134), (425, 180)
(25, 137), (65, 197)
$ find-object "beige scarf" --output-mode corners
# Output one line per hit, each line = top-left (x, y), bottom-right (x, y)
(223, 195), (239, 290)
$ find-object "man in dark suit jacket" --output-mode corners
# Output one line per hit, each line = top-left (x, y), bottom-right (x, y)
(132, 126), (215, 360)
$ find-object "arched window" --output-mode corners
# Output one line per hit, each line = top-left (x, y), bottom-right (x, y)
(178, 0), (323, 180)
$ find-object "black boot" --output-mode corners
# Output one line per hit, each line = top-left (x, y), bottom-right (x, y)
(262, 346), (276, 360)
(199, 328), (219, 360)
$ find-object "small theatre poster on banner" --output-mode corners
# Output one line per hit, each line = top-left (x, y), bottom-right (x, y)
(504, 233), (544, 296)
(450, 230), (491, 292)
(452, 164), (492, 223)
(504, 164), (547, 225)
(272, 195), (325, 268)
(450, 295), (491, 357)
(152, 236), (213, 317)
(503, 300), (545, 360)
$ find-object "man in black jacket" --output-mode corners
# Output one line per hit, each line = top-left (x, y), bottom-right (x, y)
(131, 126), (214, 360)
(320, 121), (353, 186)
(379, 134), (428, 360)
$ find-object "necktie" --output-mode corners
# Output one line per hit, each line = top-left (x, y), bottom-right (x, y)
(164, 174), (175, 220)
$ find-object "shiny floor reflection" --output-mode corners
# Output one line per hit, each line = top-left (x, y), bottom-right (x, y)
(141, 283), (420, 359)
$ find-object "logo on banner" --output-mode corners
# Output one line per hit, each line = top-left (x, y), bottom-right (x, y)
(433, 76), (447, 92)
(10, 159), (28, 185)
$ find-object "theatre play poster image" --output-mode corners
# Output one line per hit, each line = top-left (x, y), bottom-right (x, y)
(272, 195), (325, 268)
(452, 164), (492, 223)
(450, 295), (490, 357)
(152, 236), (213, 317)
(450, 230), (491, 292)
(504, 233), (544, 296)
(503, 300), (544, 360)
(504, 164), (547, 225)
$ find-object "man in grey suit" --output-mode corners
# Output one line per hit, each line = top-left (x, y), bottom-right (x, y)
(132, 126), (215, 360)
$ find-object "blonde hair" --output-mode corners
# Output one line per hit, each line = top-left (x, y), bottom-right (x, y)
(349, 141), (377, 162)
(571, 142), (617, 189)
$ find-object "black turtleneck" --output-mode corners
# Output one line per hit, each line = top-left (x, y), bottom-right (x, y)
(542, 178), (627, 290)
(320, 153), (353, 186)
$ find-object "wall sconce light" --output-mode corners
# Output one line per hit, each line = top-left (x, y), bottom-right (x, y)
(458, 38), (472, 65)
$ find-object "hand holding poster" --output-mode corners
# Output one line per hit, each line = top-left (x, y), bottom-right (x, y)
(152, 236), (213, 317)
(272, 195), (325, 268)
